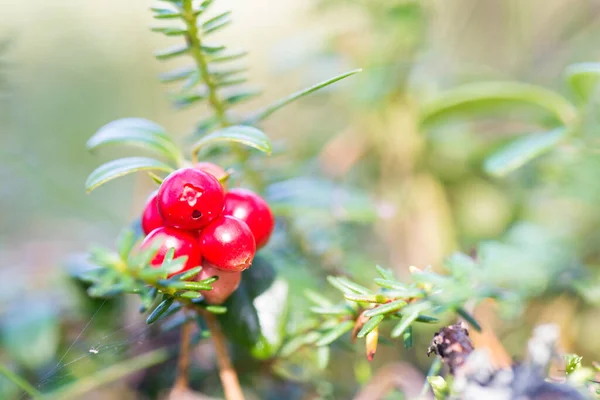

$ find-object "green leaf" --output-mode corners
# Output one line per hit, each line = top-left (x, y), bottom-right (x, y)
(180, 291), (203, 299)
(146, 297), (174, 324)
(86, 157), (174, 193)
(222, 88), (261, 105)
(151, 7), (181, 19)
(155, 44), (189, 60)
(87, 118), (181, 162)
(116, 228), (137, 261)
(403, 326), (413, 349)
(172, 90), (207, 109)
(191, 125), (271, 157)
(483, 128), (568, 177)
(390, 310), (419, 338)
(208, 50), (247, 63)
(170, 266), (203, 281)
(315, 320), (354, 346)
(202, 11), (231, 35)
(201, 44), (226, 54)
(364, 299), (407, 317)
(456, 307), (482, 332)
(344, 293), (389, 304)
(151, 26), (187, 36)
(316, 346), (330, 370)
(205, 305), (227, 314)
(375, 265), (394, 280)
(373, 278), (408, 291)
(304, 289), (333, 306)
(415, 315), (439, 323)
(246, 69), (362, 123)
(158, 280), (211, 291)
(357, 315), (384, 338)
(279, 331), (321, 357)
(311, 305), (353, 316)
(428, 376), (450, 400)
(334, 277), (370, 295)
(250, 279), (289, 359)
(564, 62), (600, 102)
(565, 354), (583, 375)
(420, 81), (576, 126)
(217, 284), (261, 346)
(159, 66), (195, 83)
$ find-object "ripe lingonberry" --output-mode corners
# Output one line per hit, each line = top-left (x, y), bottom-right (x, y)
(223, 188), (275, 248)
(157, 168), (225, 230)
(140, 227), (201, 276)
(141, 191), (163, 235)
(199, 215), (256, 272)
(197, 264), (242, 304)
(195, 162), (228, 183)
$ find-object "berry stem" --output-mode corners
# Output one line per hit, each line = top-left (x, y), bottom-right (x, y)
(181, 0), (229, 128)
(201, 309), (245, 400)
(173, 314), (193, 390)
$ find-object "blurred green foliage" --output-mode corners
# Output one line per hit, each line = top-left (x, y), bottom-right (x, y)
(2, 0), (600, 399)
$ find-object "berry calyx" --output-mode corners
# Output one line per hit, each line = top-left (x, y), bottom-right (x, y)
(195, 162), (228, 183)
(197, 264), (242, 304)
(223, 188), (275, 249)
(199, 215), (256, 272)
(139, 227), (201, 276)
(141, 191), (164, 235)
(157, 168), (225, 230)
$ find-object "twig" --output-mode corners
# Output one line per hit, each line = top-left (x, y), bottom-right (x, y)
(200, 310), (245, 400)
(173, 316), (194, 390)
(0, 363), (42, 399)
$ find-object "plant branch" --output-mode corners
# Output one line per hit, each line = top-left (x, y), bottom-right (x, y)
(200, 309), (245, 400)
(181, 0), (229, 128)
(0, 363), (42, 399)
(173, 315), (194, 390)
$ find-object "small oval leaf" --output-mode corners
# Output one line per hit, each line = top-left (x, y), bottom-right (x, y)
(357, 315), (384, 339)
(420, 82), (576, 126)
(86, 157), (175, 193)
(564, 62), (600, 102)
(87, 118), (181, 162)
(483, 128), (567, 177)
(192, 125), (271, 157)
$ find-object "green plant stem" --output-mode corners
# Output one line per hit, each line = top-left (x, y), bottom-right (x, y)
(419, 357), (442, 399)
(181, 0), (229, 128)
(0, 363), (42, 399)
(43, 347), (171, 400)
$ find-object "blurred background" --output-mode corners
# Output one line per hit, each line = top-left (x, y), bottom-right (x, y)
(2, 0), (600, 399)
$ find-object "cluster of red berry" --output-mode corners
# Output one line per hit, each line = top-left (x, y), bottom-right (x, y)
(138, 162), (275, 304)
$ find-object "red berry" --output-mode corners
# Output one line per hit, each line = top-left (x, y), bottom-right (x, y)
(140, 227), (201, 276)
(197, 264), (241, 304)
(195, 162), (228, 182)
(141, 191), (164, 235)
(223, 188), (275, 249)
(157, 168), (225, 230)
(199, 215), (256, 272)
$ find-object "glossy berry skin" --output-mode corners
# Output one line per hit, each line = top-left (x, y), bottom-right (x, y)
(140, 227), (201, 276)
(141, 191), (164, 235)
(157, 168), (225, 230)
(199, 215), (256, 272)
(195, 162), (228, 183)
(223, 188), (275, 249)
(197, 264), (242, 304)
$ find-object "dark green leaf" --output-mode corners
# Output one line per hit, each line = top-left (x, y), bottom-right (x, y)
(364, 299), (407, 317)
(86, 157), (174, 193)
(250, 279), (289, 359)
(173, 89), (207, 108)
(146, 297), (174, 324)
(403, 326), (413, 349)
(315, 320), (354, 346)
(191, 125), (271, 156)
(201, 44), (225, 54)
(456, 307), (482, 332)
(564, 62), (600, 102)
(222, 88), (261, 105)
(420, 81), (576, 126)
(415, 315), (439, 323)
(390, 310), (419, 338)
(246, 69), (362, 123)
(357, 315), (384, 338)
(87, 118), (181, 162)
(217, 284), (260, 346)
(155, 44), (189, 60)
(483, 128), (568, 177)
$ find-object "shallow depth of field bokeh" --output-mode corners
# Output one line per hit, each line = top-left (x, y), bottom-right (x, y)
(2, 0), (600, 399)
